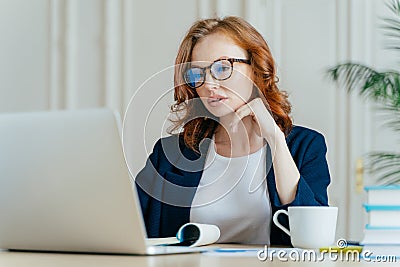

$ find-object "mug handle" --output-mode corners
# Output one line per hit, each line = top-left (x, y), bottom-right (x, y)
(272, 210), (291, 236)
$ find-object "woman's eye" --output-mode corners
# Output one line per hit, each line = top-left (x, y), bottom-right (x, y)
(216, 65), (230, 73)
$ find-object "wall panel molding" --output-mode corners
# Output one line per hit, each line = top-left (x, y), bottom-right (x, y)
(64, 0), (78, 109)
(197, 0), (216, 19)
(104, 0), (123, 115)
(49, 0), (66, 109)
(216, 0), (244, 18)
(49, 0), (126, 112)
(334, 0), (351, 240)
(122, 0), (134, 113)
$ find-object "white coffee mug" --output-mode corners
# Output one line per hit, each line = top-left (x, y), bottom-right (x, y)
(272, 206), (338, 249)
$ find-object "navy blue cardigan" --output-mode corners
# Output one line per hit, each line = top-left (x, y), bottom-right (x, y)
(135, 125), (331, 246)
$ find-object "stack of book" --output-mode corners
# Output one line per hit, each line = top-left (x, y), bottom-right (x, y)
(361, 185), (400, 257)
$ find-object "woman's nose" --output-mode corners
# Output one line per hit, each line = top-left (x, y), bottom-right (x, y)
(203, 70), (219, 90)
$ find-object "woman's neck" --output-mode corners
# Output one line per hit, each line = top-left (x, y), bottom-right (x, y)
(214, 115), (265, 157)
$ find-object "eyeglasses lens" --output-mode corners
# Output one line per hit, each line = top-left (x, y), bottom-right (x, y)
(211, 60), (232, 80)
(184, 67), (204, 88)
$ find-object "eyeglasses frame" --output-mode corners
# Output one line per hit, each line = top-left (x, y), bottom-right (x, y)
(183, 58), (251, 89)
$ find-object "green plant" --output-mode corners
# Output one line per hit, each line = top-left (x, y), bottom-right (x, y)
(328, 0), (400, 184)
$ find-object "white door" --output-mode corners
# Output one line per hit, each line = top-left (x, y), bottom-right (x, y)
(345, 0), (400, 242)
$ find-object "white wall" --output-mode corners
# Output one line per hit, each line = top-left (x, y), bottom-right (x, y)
(0, 0), (49, 112)
(0, 0), (396, 241)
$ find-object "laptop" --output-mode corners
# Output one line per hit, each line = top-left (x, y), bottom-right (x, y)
(0, 108), (205, 255)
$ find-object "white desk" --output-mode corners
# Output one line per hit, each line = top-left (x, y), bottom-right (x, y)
(0, 249), (398, 267)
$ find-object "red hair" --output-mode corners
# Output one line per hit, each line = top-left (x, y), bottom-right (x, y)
(170, 16), (292, 153)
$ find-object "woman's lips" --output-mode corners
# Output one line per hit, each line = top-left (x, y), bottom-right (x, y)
(207, 96), (228, 107)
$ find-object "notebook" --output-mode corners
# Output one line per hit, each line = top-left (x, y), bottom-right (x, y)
(0, 108), (207, 255)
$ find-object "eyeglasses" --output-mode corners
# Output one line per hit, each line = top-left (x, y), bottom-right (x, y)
(183, 58), (251, 89)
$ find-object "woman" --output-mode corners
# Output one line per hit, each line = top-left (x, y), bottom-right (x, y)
(135, 16), (330, 246)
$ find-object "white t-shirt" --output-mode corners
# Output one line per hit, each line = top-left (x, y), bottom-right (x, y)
(190, 139), (272, 244)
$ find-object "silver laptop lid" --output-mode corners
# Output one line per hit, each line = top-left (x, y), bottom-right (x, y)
(0, 109), (148, 254)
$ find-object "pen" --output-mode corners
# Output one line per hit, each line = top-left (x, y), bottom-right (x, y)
(345, 241), (361, 246)
(212, 248), (260, 253)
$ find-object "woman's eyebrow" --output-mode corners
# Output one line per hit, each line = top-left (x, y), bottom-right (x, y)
(215, 56), (229, 61)
(190, 57), (230, 67)
(189, 63), (204, 68)
(189, 61), (212, 68)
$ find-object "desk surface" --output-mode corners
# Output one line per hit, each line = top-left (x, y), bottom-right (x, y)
(0, 248), (398, 267)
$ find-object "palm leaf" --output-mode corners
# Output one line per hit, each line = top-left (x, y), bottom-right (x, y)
(382, 1), (400, 50)
(382, 19), (400, 34)
(367, 152), (400, 184)
(386, 0), (400, 17)
(376, 102), (400, 132)
(327, 64), (400, 106)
